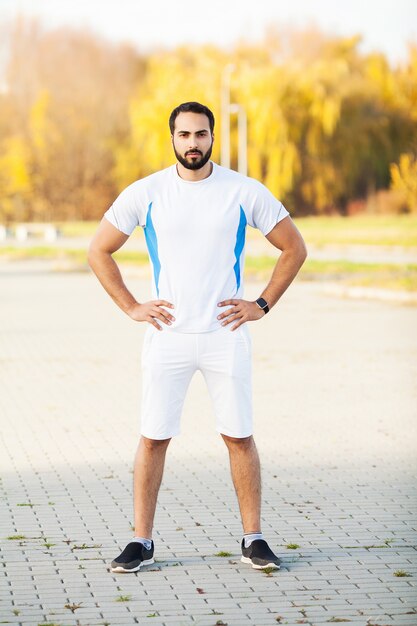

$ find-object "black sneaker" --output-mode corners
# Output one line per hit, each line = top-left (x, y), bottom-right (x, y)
(111, 540), (155, 573)
(241, 538), (281, 570)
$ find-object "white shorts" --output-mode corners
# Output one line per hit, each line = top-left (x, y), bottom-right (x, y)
(140, 323), (253, 439)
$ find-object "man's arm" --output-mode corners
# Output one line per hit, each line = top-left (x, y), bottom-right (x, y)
(88, 218), (175, 330)
(260, 215), (307, 308)
(217, 216), (307, 330)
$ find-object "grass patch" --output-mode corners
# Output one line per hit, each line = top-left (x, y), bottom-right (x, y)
(114, 250), (149, 264)
(0, 245), (149, 267)
(293, 214), (417, 247)
(6, 214), (417, 247)
(286, 543), (300, 549)
(246, 256), (417, 291)
(57, 221), (98, 237)
(2, 233), (417, 293)
(115, 594), (131, 602)
(7, 535), (26, 540)
(215, 551), (233, 557)
(0, 246), (88, 264)
(393, 569), (412, 577)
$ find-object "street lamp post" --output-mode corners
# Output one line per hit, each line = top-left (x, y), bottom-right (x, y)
(230, 104), (247, 176)
(221, 64), (235, 169)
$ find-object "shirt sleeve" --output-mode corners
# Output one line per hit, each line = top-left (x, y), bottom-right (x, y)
(103, 183), (147, 235)
(246, 180), (290, 236)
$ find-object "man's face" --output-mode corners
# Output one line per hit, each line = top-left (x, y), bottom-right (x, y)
(171, 112), (214, 170)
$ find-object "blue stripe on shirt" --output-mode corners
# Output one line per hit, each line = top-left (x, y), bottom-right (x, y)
(233, 205), (247, 291)
(144, 202), (161, 297)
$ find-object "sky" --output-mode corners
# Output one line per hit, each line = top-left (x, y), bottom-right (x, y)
(1, 0), (416, 65)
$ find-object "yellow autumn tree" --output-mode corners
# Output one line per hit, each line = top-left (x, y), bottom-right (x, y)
(112, 45), (224, 190)
(2, 17), (417, 219)
(0, 136), (32, 223)
(390, 153), (417, 212)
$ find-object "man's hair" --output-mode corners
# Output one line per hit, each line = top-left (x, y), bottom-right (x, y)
(169, 102), (215, 135)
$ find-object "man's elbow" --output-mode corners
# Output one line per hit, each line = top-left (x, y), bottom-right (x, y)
(298, 239), (308, 265)
(289, 237), (307, 268)
(87, 243), (103, 270)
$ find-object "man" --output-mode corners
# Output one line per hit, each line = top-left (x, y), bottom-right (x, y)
(88, 101), (307, 573)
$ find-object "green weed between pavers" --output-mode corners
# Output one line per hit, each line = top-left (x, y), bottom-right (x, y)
(7, 535), (26, 540)
(286, 543), (300, 549)
(71, 543), (102, 551)
(115, 594), (131, 602)
(215, 551), (232, 557)
(64, 602), (82, 612)
(394, 569), (412, 577)
(327, 618), (352, 623)
(263, 566), (276, 576)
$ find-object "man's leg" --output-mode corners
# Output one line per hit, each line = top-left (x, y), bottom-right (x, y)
(221, 434), (261, 533)
(133, 435), (171, 537)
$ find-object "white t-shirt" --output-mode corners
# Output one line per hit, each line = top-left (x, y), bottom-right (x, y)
(104, 161), (289, 333)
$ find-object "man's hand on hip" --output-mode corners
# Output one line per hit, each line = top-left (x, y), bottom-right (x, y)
(127, 300), (175, 330)
(217, 299), (266, 331)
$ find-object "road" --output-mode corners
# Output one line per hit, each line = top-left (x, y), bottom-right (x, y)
(1, 266), (416, 625)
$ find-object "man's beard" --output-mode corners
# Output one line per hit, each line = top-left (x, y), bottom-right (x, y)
(173, 142), (213, 170)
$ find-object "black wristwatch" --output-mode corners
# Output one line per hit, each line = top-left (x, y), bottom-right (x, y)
(255, 297), (269, 314)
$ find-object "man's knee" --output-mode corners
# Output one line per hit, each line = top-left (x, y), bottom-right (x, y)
(140, 435), (171, 450)
(221, 433), (254, 447)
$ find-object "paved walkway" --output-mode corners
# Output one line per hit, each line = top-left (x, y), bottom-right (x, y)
(0, 265), (416, 626)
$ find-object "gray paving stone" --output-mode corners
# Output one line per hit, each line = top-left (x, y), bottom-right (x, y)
(0, 273), (416, 626)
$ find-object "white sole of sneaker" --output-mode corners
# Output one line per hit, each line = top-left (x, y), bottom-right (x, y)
(111, 557), (155, 573)
(241, 556), (280, 570)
